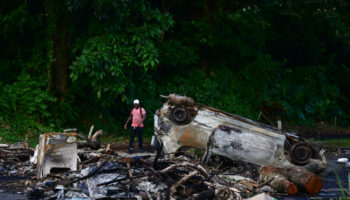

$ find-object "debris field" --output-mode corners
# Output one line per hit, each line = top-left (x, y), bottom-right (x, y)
(0, 94), (331, 199)
(0, 132), (325, 200)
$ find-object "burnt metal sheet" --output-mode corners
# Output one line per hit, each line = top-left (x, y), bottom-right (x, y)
(37, 133), (78, 178)
(209, 126), (281, 166)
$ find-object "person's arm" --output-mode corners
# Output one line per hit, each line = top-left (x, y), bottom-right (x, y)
(124, 114), (132, 130)
(137, 109), (146, 127)
(141, 113), (146, 123)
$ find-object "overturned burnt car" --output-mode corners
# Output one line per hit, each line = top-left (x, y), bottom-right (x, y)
(153, 94), (327, 173)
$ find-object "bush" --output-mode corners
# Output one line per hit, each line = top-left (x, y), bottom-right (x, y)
(0, 73), (59, 145)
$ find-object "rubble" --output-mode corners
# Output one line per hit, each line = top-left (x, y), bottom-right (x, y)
(0, 134), (333, 200)
(0, 95), (335, 199)
(0, 136), (261, 199)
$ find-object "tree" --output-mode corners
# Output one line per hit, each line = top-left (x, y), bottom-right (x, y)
(68, 0), (174, 106)
(46, 0), (72, 102)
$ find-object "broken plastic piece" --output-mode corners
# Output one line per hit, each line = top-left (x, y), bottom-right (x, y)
(337, 158), (348, 163)
(245, 193), (276, 200)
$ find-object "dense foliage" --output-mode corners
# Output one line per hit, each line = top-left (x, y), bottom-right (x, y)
(1, 0), (349, 143)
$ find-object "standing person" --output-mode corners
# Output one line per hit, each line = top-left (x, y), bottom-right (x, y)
(124, 99), (146, 154)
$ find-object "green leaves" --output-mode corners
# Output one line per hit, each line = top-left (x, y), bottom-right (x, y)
(69, 0), (174, 105)
(0, 72), (62, 142)
(1, 0), (350, 143)
(0, 73), (56, 117)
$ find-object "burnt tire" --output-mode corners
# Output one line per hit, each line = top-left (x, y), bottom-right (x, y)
(290, 142), (312, 165)
(170, 107), (191, 125)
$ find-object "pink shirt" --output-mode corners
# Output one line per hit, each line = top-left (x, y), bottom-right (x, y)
(131, 107), (146, 127)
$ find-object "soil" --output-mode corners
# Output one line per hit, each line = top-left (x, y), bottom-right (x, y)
(109, 140), (155, 152)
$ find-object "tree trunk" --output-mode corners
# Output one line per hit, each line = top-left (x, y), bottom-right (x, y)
(46, 0), (71, 102)
(260, 166), (298, 195)
(280, 167), (322, 195)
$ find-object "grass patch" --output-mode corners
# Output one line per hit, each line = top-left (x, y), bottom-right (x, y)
(310, 138), (350, 147)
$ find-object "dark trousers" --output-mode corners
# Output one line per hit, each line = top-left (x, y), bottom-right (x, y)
(129, 127), (143, 150)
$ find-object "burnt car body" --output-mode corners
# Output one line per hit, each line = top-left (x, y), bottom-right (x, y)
(153, 94), (327, 172)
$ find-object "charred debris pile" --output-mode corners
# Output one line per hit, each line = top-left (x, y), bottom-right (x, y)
(0, 134), (261, 200)
(0, 94), (329, 199)
(0, 137), (323, 200)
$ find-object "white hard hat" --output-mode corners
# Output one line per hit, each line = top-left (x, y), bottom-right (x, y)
(133, 99), (140, 104)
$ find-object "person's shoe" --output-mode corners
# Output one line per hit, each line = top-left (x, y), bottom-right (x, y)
(128, 149), (133, 154)
(138, 149), (144, 153)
